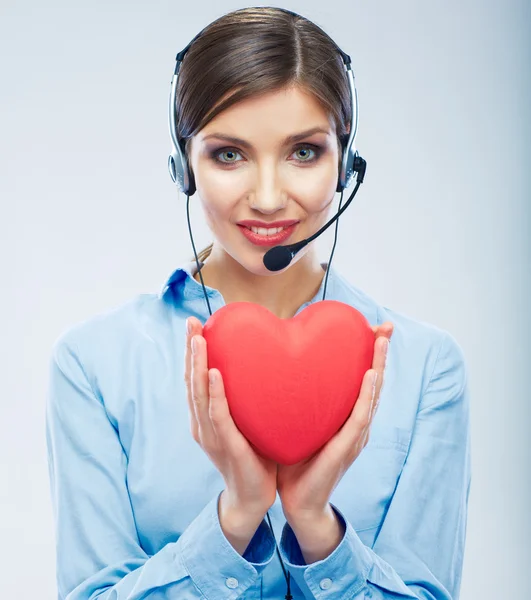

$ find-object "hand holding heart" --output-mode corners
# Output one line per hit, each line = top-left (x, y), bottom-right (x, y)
(276, 322), (392, 520)
(184, 318), (278, 517)
(184, 307), (393, 522)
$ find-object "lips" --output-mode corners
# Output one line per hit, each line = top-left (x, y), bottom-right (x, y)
(237, 219), (300, 229)
(238, 222), (298, 247)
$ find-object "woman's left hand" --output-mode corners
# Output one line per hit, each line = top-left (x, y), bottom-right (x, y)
(277, 321), (394, 522)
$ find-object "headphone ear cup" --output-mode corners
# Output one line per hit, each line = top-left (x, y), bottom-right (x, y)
(178, 153), (196, 196)
(186, 159), (196, 196)
(168, 142), (196, 195)
(352, 154), (366, 184)
(337, 140), (356, 192)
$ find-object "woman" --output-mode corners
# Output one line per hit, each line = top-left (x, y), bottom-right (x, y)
(46, 7), (471, 600)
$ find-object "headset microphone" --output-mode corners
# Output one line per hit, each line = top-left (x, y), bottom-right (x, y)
(263, 156), (366, 271)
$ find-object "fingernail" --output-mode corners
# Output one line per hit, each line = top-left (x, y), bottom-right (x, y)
(382, 338), (389, 355)
(191, 336), (197, 355)
(186, 319), (192, 335)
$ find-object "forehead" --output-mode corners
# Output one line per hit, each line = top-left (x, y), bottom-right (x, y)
(198, 86), (335, 140)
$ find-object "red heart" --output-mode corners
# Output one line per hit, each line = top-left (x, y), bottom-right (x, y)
(202, 300), (375, 465)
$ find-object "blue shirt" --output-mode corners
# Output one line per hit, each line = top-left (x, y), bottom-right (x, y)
(46, 259), (472, 600)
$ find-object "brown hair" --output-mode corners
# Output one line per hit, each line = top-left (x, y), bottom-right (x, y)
(178, 6), (352, 263)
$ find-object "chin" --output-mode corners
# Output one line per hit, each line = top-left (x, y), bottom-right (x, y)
(237, 246), (307, 277)
(244, 257), (283, 276)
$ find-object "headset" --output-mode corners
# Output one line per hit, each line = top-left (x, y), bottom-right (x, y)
(168, 8), (366, 599)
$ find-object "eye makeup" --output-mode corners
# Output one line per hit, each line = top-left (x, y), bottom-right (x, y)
(207, 143), (325, 168)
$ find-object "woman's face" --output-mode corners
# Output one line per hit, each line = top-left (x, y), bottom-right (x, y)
(187, 85), (341, 275)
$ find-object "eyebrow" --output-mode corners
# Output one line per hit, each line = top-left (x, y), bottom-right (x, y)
(201, 127), (331, 149)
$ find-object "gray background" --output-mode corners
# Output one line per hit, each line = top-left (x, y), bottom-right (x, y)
(1, 0), (529, 597)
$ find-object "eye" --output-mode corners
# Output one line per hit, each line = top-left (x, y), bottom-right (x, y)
(214, 149), (243, 164)
(210, 144), (324, 167)
(293, 145), (319, 162)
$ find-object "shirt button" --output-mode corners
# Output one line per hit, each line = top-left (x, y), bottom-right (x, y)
(319, 578), (333, 590)
(225, 577), (239, 589)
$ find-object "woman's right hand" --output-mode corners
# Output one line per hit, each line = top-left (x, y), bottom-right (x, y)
(184, 316), (278, 518)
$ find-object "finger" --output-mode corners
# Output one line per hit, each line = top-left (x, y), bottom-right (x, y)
(191, 334), (216, 443)
(208, 368), (245, 451)
(321, 369), (376, 461)
(373, 372), (385, 418)
(371, 335), (389, 407)
(359, 422), (371, 448)
(360, 371), (378, 448)
(381, 321), (394, 338)
(370, 336), (387, 381)
(367, 369), (378, 426)
(370, 377), (381, 422)
(357, 369), (377, 423)
(184, 317), (202, 439)
(371, 321), (394, 340)
(347, 369), (378, 437)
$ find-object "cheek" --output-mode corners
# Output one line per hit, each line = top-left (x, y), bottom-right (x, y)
(298, 166), (338, 213)
(195, 158), (247, 198)
(197, 193), (235, 236)
(295, 155), (339, 202)
(194, 162), (237, 210)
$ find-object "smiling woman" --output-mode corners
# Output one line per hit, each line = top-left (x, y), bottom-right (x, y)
(46, 6), (471, 600)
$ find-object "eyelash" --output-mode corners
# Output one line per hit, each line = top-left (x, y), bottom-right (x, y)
(209, 143), (324, 167)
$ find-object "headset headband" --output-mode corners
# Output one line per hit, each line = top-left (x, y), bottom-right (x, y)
(168, 8), (360, 195)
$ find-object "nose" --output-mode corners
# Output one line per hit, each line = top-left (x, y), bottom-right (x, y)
(248, 172), (288, 214)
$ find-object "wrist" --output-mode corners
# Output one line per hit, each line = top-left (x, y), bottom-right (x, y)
(221, 488), (274, 518)
(218, 490), (269, 556)
(285, 505), (346, 564)
(283, 503), (334, 526)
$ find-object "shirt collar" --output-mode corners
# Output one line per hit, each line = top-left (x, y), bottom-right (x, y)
(160, 258), (219, 303)
(159, 258), (380, 325)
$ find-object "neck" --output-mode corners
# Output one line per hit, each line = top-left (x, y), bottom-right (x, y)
(193, 245), (327, 319)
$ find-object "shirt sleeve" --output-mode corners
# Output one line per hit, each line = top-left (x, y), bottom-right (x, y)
(45, 336), (276, 600)
(278, 331), (472, 600)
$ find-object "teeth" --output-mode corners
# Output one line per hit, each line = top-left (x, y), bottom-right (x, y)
(249, 226), (286, 236)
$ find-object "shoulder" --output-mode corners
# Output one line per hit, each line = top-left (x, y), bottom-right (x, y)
(50, 292), (170, 366)
(333, 268), (467, 397)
